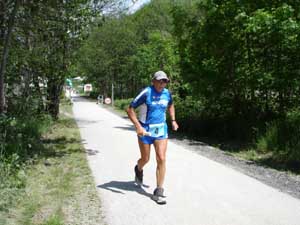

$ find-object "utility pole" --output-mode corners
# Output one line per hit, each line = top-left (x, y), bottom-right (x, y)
(111, 82), (114, 107)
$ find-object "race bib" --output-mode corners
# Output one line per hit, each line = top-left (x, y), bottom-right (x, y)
(149, 123), (165, 137)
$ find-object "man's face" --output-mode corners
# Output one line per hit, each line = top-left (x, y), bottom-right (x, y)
(153, 79), (168, 92)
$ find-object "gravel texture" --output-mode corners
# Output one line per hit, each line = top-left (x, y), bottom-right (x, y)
(170, 136), (300, 200)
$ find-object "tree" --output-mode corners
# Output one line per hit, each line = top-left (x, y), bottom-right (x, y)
(133, 31), (180, 90)
(75, 0), (180, 98)
(0, 0), (20, 114)
(172, 0), (300, 139)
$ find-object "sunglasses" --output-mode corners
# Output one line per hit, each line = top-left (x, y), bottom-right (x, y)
(158, 79), (169, 84)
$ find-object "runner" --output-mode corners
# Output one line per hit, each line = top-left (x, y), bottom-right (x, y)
(126, 70), (179, 205)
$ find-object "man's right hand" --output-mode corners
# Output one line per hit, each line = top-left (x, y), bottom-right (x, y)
(137, 127), (150, 137)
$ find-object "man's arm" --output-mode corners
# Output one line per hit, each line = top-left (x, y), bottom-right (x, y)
(168, 104), (179, 131)
(126, 106), (146, 136)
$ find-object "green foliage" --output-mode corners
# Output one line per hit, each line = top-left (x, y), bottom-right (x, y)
(114, 98), (132, 111)
(1, 1), (121, 120)
(0, 153), (26, 211)
(171, 0), (300, 141)
(76, 17), (139, 98)
(1, 102), (103, 224)
(0, 114), (52, 158)
(133, 31), (180, 89)
(76, 0), (300, 143)
(241, 4), (300, 113)
(76, 0), (181, 99)
(172, 95), (206, 136)
(173, 95), (204, 122)
(75, 0), (300, 167)
(131, 0), (174, 42)
(41, 215), (64, 225)
(257, 108), (300, 163)
(0, 114), (52, 211)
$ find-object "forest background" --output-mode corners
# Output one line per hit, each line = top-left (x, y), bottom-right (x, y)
(76, 0), (300, 169)
(1, 0), (300, 217)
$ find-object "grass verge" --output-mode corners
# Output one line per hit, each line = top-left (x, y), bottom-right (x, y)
(1, 100), (104, 225)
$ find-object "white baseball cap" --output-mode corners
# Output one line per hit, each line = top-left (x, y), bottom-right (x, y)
(152, 71), (170, 82)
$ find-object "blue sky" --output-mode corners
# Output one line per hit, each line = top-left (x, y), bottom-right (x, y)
(128, 0), (151, 13)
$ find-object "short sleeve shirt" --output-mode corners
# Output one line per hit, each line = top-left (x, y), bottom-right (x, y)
(130, 86), (173, 124)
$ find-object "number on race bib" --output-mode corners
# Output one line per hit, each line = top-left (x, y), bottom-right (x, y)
(149, 123), (165, 137)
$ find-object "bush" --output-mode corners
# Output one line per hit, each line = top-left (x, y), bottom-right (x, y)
(0, 153), (26, 211)
(89, 91), (99, 98)
(257, 108), (300, 163)
(0, 114), (52, 184)
(173, 95), (252, 140)
(114, 98), (132, 111)
(0, 114), (52, 159)
(173, 95), (204, 122)
(0, 114), (52, 211)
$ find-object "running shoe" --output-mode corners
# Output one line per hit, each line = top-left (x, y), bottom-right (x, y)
(151, 187), (166, 205)
(134, 165), (143, 185)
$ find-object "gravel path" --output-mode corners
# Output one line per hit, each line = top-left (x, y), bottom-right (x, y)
(72, 96), (300, 225)
(170, 138), (300, 200)
(103, 101), (300, 201)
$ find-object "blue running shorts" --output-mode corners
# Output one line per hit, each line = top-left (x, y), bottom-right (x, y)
(138, 122), (168, 144)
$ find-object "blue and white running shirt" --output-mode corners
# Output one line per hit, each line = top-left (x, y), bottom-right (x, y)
(130, 86), (173, 125)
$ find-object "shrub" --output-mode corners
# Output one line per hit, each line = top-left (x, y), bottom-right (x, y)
(257, 108), (300, 163)
(0, 114), (52, 159)
(114, 98), (132, 111)
(0, 114), (52, 211)
(89, 91), (99, 98)
(173, 95), (204, 122)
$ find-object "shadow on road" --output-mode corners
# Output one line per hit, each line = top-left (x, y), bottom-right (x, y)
(86, 149), (100, 156)
(75, 118), (103, 125)
(71, 95), (92, 102)
(97, 181), (152, 198)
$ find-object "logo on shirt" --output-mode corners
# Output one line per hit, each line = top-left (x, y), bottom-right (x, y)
(152, 99), (168, 106)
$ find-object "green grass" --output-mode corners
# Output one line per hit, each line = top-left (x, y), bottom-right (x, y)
(1, 101), (103, 225)
(41, 215), (64, 225)
(230, 148), (269, 162)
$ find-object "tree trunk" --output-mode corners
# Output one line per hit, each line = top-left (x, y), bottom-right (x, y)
(47, 78), (64, 120)
(33, 74), (45, 114)
(0, 0), (20, 114)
